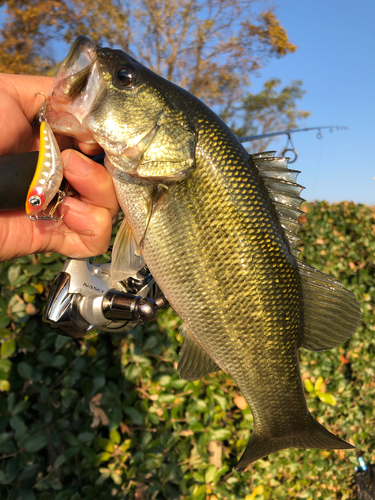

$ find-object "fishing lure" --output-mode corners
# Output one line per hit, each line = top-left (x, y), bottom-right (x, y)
(25, 110), (65, 221)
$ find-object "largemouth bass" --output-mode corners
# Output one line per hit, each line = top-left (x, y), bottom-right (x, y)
(42, 36), (360, 470)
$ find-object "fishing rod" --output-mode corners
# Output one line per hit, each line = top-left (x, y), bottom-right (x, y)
(238, 126), (348, 163)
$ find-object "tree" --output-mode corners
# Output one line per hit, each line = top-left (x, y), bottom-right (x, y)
(0, 0), (128, 75)
(234, 78), (311, 151)
(0, 0), (308, 139)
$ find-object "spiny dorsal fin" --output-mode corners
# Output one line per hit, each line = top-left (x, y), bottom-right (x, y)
(178, 325), (221, 381)
(252, 152), (360, 351)
(252, 151), (305, 257)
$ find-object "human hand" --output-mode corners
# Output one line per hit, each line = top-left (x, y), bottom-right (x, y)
(0, 73), (119, 262)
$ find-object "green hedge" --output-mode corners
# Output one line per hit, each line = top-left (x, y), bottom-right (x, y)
(0, 201), (374, 500)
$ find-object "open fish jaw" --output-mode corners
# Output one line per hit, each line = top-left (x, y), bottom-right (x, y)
(42, 36), (104, 143)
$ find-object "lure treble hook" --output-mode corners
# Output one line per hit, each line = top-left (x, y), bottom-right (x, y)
(29, 182), (69, 222)
(34, 92), (47, 123)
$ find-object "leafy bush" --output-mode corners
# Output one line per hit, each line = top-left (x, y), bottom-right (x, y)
(0, 201), (374, 499)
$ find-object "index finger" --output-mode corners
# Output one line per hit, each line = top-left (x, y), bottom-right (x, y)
(0, 74), (54, 155)
(0, 74), (54, 121)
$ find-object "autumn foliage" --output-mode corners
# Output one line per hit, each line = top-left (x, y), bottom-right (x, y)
(0, 0), (311, 148)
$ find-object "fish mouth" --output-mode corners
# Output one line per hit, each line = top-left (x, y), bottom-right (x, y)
(41, 36), (164, 174)
(54, 36), (99, 85)
(41, 36), (105, 143)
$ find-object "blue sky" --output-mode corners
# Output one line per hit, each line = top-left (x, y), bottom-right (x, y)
(250, 0), (375, 204)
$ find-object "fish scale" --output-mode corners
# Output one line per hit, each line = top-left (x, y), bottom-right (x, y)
(106, 96), (350, 469)
(108, 103), (308, 441)
(43, 36), (360, 470)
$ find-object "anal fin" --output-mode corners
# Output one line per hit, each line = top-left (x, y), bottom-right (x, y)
(178, 326), (220, 381)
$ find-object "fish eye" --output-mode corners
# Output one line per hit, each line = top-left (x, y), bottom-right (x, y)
(114, 65), (136, 88)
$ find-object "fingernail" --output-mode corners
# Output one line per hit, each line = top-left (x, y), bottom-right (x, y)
(64, 150), (92, 177)
(63, 196), (89, 212)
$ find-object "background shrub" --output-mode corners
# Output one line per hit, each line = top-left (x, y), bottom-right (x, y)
(0, 201), (374, 499)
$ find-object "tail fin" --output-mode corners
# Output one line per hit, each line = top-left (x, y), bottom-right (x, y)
(236, 416), (354, 471)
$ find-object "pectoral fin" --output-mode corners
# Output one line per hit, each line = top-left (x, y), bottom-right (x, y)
(111, 218), (145, 284)
(178, 326), (220, 381)
(135, 184), (169, 256)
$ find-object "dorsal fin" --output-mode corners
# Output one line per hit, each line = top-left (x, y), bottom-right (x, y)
(251, 152), (361, 352)
(251, 152), (305, 257)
